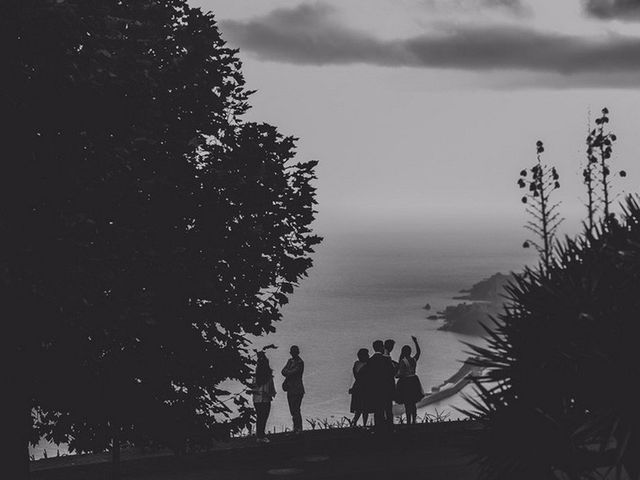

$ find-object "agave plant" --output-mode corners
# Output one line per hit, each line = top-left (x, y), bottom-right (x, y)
(586, 108), (626, 226)
(518, 140), (563, 272)
(464, 196), (640, 480)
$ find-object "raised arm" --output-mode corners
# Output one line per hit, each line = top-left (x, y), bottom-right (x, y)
(412, 335), (421, 361)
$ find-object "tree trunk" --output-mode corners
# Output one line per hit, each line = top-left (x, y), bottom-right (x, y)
(5, 390), (31, 479)
(111, 428), (121, 480)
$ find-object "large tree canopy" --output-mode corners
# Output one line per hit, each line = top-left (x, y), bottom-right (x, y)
(1, 0), (320, 474)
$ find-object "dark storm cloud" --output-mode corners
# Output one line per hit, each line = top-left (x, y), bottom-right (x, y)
(221, 3), (640, 83)
(583, 0), (640, 20)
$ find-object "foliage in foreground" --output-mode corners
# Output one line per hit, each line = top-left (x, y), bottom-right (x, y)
(466, 196), (640, 480)
(2, 0), (320, 472)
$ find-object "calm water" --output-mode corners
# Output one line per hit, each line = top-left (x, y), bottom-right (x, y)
(31, 228), (535, 457)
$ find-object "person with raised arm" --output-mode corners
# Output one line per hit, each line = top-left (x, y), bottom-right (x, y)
(395, 336), (424, 425)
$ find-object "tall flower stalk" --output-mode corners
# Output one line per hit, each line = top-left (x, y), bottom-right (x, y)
(518, 140), (563, 272)
(583, 121), (597, 235)
(586, 107), (626, 228)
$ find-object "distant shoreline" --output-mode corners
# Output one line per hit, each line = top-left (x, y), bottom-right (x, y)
(431, 272), (513, 335)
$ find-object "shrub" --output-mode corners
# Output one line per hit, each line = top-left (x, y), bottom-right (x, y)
(466, 196), (640, 479)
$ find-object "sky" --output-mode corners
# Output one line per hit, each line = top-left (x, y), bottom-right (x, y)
(189, 0), (640, 245)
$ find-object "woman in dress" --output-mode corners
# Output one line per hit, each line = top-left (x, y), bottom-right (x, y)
(395, 336), (424, 424)
(251, 351), (276, 443)
(350, 348), (370, 427)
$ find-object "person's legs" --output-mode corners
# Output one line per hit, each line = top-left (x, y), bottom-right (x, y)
(287, 393), (304, 432)
(294, 394), (303, 431)
(384, 400), (394, 427)
(352, 411), (361, 426)
(373, 409), (385, 432)
(255, 402), (270, 438)
(362, 413), (369, 427)
(404, 403), (416, 424)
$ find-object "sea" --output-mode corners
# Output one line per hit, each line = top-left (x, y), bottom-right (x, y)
(250, 227), (536, 432)
(30, 226), (536, 458)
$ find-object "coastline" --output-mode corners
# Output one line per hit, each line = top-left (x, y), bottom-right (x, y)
(393, 358), (483, 416)
(433, 272), (512, 335)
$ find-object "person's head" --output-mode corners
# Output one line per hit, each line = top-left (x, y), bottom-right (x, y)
(400, 345), (412, 359)
(372, 340), (384, 353)
(256, 351), (272, 383)
(357, 348), (369, 362)
(384, 339), (395, 354)
(290, 345), (300, 358)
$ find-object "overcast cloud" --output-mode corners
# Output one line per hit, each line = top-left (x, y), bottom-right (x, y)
(583, 0), (640, 20)
(421, 0), (529, 15)
(221, 2), (640, 83)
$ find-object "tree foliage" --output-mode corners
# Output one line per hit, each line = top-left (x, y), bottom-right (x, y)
(1, 0), (320, 471)
(466, 197), (640, 479)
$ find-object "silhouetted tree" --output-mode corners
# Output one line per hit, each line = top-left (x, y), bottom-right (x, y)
(2, 1), (320, 478)
(466, 197), (640, 480)
(518, 141), (562, 271)
(587, 108), (626, 225)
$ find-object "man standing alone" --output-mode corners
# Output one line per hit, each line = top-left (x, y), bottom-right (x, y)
(282, 345), (305, 433)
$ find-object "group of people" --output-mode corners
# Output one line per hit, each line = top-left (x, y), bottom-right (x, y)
(248, 336), (424, 442)
(350, 336), (424, 428)
(249, 345), (304, 443)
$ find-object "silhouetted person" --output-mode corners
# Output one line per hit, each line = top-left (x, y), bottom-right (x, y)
(350, 348), (370, 427)
(363, 340), (396, 431)
(396, 336), (424, 424)
(282, 345), (304, 433)
(251, 351), (276, 443)
(384, 339), (395, 358)
(383, 338), (398, 425)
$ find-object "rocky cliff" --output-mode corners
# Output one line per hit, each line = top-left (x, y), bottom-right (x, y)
(437, 273), (513, 335)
